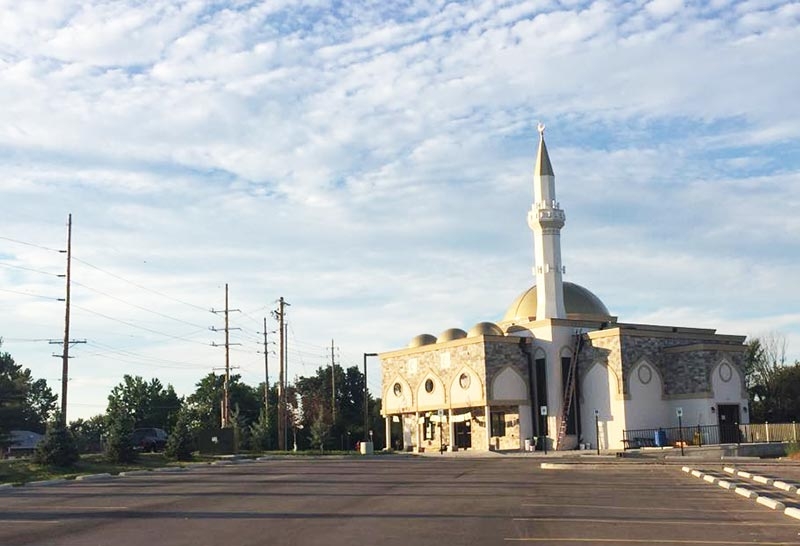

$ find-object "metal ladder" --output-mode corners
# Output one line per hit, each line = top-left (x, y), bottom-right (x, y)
(556, 333), (583, 450)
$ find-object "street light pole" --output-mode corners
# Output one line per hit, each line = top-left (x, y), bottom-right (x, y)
(363, 352), (378, 443)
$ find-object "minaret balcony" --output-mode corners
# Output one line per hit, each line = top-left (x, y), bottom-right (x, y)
(528, 207), (565, 228)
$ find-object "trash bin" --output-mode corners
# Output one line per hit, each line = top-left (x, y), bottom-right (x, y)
(654, 429), (667, 448)
(524, 438), (533, 452)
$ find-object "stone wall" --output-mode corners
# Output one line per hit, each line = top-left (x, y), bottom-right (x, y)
(578, 330), (745, 397)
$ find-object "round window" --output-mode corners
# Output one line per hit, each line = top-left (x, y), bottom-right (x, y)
(393, 382), (402, 397)
(459, 373), (470, 389)
(425, 378), (434, 393)
(637, 364), (653, 385)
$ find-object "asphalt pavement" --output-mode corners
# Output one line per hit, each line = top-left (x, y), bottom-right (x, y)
(2, 456), (800, 545)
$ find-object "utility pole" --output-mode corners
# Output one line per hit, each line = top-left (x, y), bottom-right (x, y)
(274, 297), (290, 450)
(52, 214), (85, 425)
(262, 318), (270, 417)
(331, 339), (336, 423)
(211, 284), (240, 428)
(363, 352), (378, 443)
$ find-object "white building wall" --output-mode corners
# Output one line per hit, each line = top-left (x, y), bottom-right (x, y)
(581, 362), (626, 450)
(625, 361), (668, 430)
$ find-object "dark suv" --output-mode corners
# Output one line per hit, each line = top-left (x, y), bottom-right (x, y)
(130, 428), (168, 452)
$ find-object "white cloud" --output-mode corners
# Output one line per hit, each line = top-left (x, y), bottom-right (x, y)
(0, 0), (798, 419)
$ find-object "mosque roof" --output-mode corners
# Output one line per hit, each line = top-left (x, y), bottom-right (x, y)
(501, 281), (611, 323)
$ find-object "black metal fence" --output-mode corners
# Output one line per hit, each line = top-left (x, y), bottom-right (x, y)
(622, 422), (800, 449)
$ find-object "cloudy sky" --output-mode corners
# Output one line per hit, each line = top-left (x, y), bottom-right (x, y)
(1, 0), (798, 422)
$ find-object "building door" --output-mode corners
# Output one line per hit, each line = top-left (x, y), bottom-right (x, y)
(718, 404), (740, 444)
(455, 421), (472, 449)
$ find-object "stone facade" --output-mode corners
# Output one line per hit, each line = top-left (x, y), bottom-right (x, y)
(579, 326), (747, 398)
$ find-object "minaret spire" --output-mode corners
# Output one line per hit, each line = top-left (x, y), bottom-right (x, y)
(527, 123), (566, 319)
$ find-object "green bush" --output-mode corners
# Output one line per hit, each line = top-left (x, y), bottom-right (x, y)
(165, 410), (194, 461)
(104, 413), (137, 463)
(33, 414), (79, 467)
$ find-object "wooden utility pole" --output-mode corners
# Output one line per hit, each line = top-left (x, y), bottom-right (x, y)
(262, 317), (270, 418)
(60, 214), (72, 424)
(52, 214), (86, 425)
(275, 297), (289, 450)
(331, 339), (336, 422)
(223, 284), (231, 427)
(211, 284), (240, 428)
(61, 214), (72, 426)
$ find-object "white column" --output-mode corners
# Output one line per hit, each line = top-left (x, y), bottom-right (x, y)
(415, 411), (420, 452)
(485, 404), (493, 450)
(384, 415), (391, 451)
(448, 409), (455, 452)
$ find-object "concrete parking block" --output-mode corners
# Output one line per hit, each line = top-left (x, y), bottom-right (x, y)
(75, 473), (113, 481)
(756, 496), (785, 510)
(723, 467), (736, 474)
(753, 475), (774, 485)
(737, 471), (752, 478)
(681, 466), (691, 473)
(717, 480), (734, 490)
(734, 486), (758, 499)
(690, 469), (703, 478)
(703, 474), (717, 484)
(772, 480), (796, 493)
(28, 479), (66, 486)
(784, 507), (800, 521)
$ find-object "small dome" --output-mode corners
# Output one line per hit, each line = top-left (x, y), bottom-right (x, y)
(502, 281), (611, 323)
(467, 321), (504, 337)
(438, 328), (467, 342)
(409, 334), (437, 348)
(505, 324), (532, 335)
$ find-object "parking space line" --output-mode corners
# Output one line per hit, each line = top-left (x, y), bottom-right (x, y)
(519, 502), (764, 513)
(505, 539), (800, 544)
(512, 517), (798, 527)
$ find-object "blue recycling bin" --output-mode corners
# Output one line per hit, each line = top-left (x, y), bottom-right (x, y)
(654, 429), (667, 447)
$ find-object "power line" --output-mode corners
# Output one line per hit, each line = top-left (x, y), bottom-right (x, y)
(87, 340), (210, 369)
(71, 280), (209, 329)
(72, 256), (213, 314)
(0, 287), (62, 301)
(0, 235), (62, 253)
(72, 304), (212, 346)
(0, 261), (62, 277)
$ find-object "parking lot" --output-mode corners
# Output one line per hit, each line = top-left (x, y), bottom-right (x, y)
(2, 457), (799, 545)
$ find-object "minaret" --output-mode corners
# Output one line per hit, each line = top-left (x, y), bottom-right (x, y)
(526, 123), (566, 319)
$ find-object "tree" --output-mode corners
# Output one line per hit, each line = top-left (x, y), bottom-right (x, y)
(69, 415), (107, 453)
(185, 373), (261, 431)
(106, 375), (182, 431)
(33, 412), (79, 467)
(165, 409), (194, 461)
(745, 333), (789, 422)
(309, 413), (329, 453)
(249, 407), (272, 452)
(1, 341), (58, 443)
(104, 412), (137, 463)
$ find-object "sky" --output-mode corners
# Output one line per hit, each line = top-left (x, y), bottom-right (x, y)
(1, 0), (798, 423)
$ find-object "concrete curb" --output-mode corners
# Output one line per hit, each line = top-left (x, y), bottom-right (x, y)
(28, 479), (67, 486)
(152, 467), (187, 472)
(0, 483), (13, 488)
(118, 470), (152, 476)
(75, 473), (113, 481)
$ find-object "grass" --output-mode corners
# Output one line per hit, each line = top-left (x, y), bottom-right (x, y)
(0, 449), (396, 485)
(0, 453), (210, 486)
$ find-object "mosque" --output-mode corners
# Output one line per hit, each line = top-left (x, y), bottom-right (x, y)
(379, 126), (749, 452)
